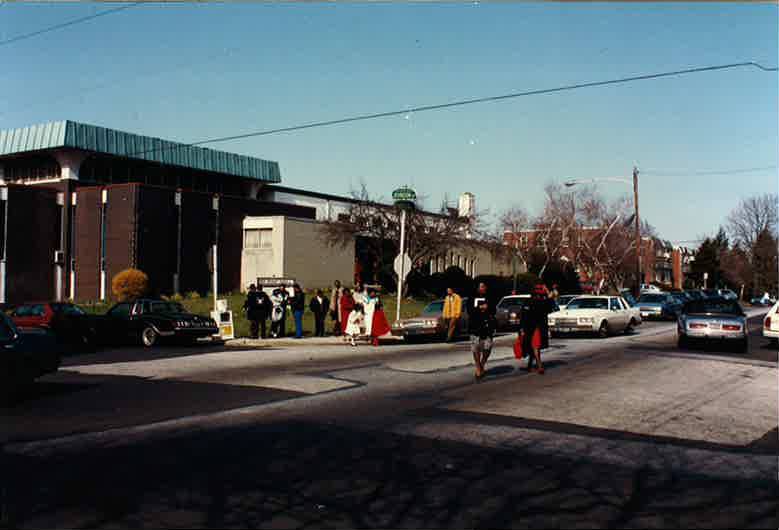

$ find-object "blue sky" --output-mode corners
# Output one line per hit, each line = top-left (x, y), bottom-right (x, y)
(2, 2), (777, 243)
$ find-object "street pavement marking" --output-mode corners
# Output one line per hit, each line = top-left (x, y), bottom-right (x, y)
(442, 354), (777, 447)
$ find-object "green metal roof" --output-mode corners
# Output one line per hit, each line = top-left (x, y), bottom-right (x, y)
(0, 120), (281, 182)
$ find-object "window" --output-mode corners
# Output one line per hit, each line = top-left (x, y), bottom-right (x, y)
(51, 303), (86, 316)
(108, 303), (131, 318)
(609, 299), (620, 311)
(244, 228), (272, 249)
(30, 305), (46, 317)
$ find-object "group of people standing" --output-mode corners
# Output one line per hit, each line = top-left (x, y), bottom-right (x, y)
(243, 283), (332, 340)
(330, 280), (392, 346)
(442, 281), (556, 381)
(243, 280), (391, 345)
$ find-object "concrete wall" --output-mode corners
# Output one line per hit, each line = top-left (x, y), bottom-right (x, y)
(263, 190), (350, 222)
(241, 216), (354, 291)
(283, 217), (354, 290)
(241, 216), (285, 287)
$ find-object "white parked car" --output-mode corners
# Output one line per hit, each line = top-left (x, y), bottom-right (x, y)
(548, 295), (642, 338)
(640, 283), (662, 295)
(763, 301), (779, 344)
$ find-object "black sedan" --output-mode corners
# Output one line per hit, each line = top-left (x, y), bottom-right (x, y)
(95, 299), (218, 347)
(0, 312), (60, 398)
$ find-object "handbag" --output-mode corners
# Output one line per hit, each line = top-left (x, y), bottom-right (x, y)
(513, 333), (524, 360)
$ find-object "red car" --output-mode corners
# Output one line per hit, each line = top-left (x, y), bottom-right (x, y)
(10, 302), (97, 351)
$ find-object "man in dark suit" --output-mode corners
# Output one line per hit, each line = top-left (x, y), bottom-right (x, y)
(309, 289), (330, 337)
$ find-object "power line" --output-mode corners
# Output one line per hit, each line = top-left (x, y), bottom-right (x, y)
(180, 61), (777, 149)
(644, 165), (778, 177)
(0, 3), (140, 48)
(90, 60), (777, 161)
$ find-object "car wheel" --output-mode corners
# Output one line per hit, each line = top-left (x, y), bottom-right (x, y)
(625, 319), (636, 335)
(597, 321), (609, 339)
(140, 326), (158, 347)
(677, 334), (689, 349)
(736, 337), (748, 354)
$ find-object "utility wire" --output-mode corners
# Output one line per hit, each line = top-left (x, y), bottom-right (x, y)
(644, 165), (778, 176)
(63, 60), (776, 160)
(0, 3), (140, 48)
(180, 61), (778, 149)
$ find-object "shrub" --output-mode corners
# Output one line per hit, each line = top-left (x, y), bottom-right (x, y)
(112, 269), (149, 302)
(185, 291), (201, 300)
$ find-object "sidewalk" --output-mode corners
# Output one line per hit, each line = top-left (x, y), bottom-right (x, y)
(226, 334), (405, 348)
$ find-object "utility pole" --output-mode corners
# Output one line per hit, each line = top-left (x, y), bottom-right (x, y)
(633, 166), (641, 298)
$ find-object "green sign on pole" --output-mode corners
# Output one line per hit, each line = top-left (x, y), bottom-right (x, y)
(392, 186), (417, 210)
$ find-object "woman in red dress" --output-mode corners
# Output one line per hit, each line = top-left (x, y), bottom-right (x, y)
(370, 296), (392, 346)
(339, 288), (355, 336)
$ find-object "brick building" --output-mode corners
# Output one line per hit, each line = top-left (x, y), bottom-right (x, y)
(0, 120), (312, 305)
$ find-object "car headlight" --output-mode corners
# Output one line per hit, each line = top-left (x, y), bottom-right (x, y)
(579, 317), (594, 324)
(425, 319), (438, 327)
(509, 312), (518, 319)
(393, 321), (404, 329)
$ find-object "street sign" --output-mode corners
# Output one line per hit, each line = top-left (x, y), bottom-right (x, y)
(392, 186), (417, 211)
(394, 253), (412, 280)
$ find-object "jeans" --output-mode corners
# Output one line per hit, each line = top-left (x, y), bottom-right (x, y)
(294, 310), (304, 338)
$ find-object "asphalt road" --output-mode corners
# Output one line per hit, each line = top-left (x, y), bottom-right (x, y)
(1, 312), (776, 528)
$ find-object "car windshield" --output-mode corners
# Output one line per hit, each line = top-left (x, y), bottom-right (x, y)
(639, 294), (666, 303)
(422, 301), (444, 315)
(51, 303), (86, 316)
(498, 297), (526, 308)
(558, 295), (577, 305)
(149, 302), (185, 314)
(566, 298), (609, 310)
(684, 300), (743, 316)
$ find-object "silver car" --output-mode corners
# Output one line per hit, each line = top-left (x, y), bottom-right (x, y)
(392, 298), (470, 341)
(677, 298), (748, 353)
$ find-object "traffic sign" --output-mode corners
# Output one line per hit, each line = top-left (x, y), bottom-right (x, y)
(394, 253), (412, 280)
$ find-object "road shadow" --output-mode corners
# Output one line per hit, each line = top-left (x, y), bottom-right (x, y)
(0, 372), (302, 443)
(61, 343), (275, 367)
(3, 420), (776, 529)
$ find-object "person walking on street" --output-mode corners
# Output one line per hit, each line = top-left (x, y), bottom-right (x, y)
(310, 289), (330, 337)
(468, 282), (497, 380)
(442, 287), (463, 342)
(291, 284), (306, 339)
(339, 288), (355, 337)
(520, 284), (555, 374)
(330, 280), (343, 336)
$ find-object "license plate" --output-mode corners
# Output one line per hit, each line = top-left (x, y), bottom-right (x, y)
(641, 312), (649, 317)
(559, 327), (572, 333)
(708, 323), (721, 330)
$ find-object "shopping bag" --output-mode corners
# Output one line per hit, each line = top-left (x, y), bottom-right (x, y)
(513, 334), (524, 359)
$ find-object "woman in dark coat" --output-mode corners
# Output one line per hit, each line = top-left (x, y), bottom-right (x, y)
(520, 284), (555, 374)
(339, 288), (355, 336)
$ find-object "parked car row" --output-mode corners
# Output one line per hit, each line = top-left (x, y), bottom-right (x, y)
(6, 299), (219, 349)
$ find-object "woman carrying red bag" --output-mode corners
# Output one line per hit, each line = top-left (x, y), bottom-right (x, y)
(518, 284), (555, 374)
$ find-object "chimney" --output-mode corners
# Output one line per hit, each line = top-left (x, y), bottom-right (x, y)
(458, 192), (475, 218)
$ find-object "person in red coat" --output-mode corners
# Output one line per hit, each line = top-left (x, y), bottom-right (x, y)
(370, 293), (392, 346)
(339, 288), (355, 336)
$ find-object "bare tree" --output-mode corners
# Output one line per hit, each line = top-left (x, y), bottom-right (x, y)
(318, 184), (493, 290)
(726, 193), (778, 254)
(498, 205), (532, 270)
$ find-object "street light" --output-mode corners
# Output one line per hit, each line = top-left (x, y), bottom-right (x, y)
(564, 167), (642, 297)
